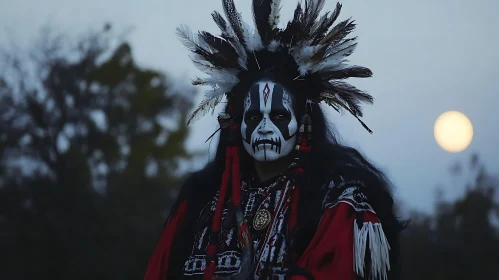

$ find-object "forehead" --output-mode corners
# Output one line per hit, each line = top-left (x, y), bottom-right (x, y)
(244, 80), (293, 111)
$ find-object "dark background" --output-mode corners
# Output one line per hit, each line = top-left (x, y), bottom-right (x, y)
(1, 26), (497, 280)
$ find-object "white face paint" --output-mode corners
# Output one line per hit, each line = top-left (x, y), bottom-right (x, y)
(240, 81), (298, 162)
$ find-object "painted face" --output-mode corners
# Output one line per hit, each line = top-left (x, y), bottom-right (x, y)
(241, 81), (298, 162)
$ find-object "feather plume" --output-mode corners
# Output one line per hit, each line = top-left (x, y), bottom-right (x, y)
(319, 18), (356, 46)
(176, 25), (204, 52)
(336, 100), (373, 133)
(321, 66), (372, 80)
(324, 37), (357, 56)
(204, 69), (240, 96)
(279, 2), (304, 47)
(310, 34), (357, 63)
(290, 43), (324, 65)
(310, 12), (332, 44)
(310, 3), (342, 45)
(321, 91), (372, 133)
(303, 0), (326, 35)
(310, 42), (357, 73)
(326, 81), (373, 104)
(198, 31), (235, 56)
(212, 10), (248, 68)
(252, 0), (274, 45)
(269, 0), (282, 30)
(212, 11), (229, 37)
(242, 20), (263, 51)
(204, 85), (234, 103)
(325, 40), (358, 59)
(222, 0), (246, 44)
(191, 59), (218, 73)
(192, 77), (208, 85)
(177, 25), (240, 70)
(268, 40), (280, 52)
(187, 94), (223, 125)
(181, 1), (375, 132)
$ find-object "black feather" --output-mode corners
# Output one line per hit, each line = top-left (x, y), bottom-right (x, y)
(326, 81), (373, 104)
(320, 66), (372, 80)
(339, 93), (363, 116)
(310, 3), (342, 45)
(319, 18), (356, 46)
(303, 0), (326, 36)
(212, 9), (246, 62)
(198, 31), (239, 68)
(212, 11), (228, 35)
(310, 37), (356, 64)
(252, 0), (274, 45)
(183, 1), (375, 131)
(176, 25), (221, 67)
(279, 2), (304, 47)
(335, 98), (373, 133)
(191, 59), (220, 72)
(222, 0), (245, 45)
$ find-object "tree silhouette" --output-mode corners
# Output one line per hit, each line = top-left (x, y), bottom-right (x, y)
(0, 25), (195, 280)
(401, 154), (499, 280)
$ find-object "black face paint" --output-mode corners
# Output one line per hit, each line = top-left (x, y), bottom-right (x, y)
(242, 83), (294, 143)
(242, 84), (261, 144)
(240, 81), (298, 162)
(270, 84), (295, 140)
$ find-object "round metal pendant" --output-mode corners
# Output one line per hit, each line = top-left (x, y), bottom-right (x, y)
(253, 209), (271, 231)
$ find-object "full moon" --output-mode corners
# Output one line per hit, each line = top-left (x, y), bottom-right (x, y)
(434, 111), (473, 153)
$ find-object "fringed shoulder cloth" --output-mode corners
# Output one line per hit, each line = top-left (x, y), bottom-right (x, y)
(144, 177), (391, 280)
(290, 179), (391, 280)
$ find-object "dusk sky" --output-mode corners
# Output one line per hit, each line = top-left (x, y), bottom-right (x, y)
(2, 0), (498, 213)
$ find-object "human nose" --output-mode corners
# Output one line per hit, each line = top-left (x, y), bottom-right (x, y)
(258, 124), (272, 135)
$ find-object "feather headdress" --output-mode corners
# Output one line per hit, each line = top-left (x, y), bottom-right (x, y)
(178, 0), (374, 133)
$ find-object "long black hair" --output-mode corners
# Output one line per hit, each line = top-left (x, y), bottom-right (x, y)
(167, 76), (406, 279)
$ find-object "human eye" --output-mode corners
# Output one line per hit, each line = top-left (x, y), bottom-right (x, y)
(271, 111), (290, 120)
(245, 110), (262, 121)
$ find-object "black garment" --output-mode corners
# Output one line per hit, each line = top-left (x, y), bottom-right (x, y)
(182, 174), (293, 279)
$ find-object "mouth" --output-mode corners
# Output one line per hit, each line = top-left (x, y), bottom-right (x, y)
(251, 137), (281, 154)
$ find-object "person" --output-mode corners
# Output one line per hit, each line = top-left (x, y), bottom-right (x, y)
(144, 0), (405, 279)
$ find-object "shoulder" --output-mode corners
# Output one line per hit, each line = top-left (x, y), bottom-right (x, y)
(322, 174), (374, 214)
(319, 175), (392, 280)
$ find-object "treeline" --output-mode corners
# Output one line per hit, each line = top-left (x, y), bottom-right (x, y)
(0, 26), (195, 279)
(401, 154), (499, 280)
(0, 26), (497, 280)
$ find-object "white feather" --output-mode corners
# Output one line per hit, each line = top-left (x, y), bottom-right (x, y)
(269, 0), (282, 29)
(298, 62), (312, 76)
(242, 20), (263, 51)
(209, 94), (224, 115)
(290, 44), (323, 64)
(311, 60), (349, 73)
(325, 38), (358, 57)
(221, 19), (248, 69)
(304, 0), (325, 26)
(176, 25), (200, 52)
(191, 57), (217, 73)
(230, 37), (248, 69)
(205, 85), (232, 99)
(309, 43), (357, 73)
(268, 40), (280, 52)
(206, 67), (239, 81)
(203, 69), (239, 98)
(187, 94), (224, 124)
(290, 43), (327, 74)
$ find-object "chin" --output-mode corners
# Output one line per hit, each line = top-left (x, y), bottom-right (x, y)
(253, 151), (281, 162)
